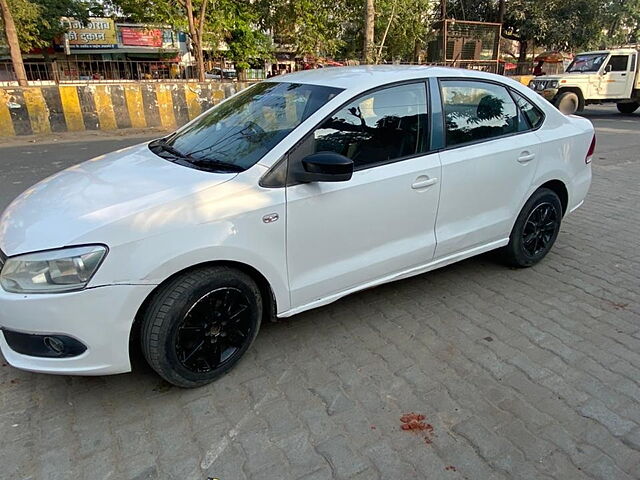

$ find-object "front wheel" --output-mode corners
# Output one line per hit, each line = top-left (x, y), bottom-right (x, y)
(502, 188), (563, 268)
(554, 92), (580, 115)
(141, 266), (262, 388)
(616, 101), (639, 114)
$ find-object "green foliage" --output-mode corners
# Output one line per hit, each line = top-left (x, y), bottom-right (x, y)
(375, 0), (438, 62)
(1, 0), (44, 50)
(221, 1), (272, 69)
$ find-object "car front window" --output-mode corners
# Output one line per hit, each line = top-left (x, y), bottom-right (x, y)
(566, 54), (608, 73)
(153, 82), (342, 172)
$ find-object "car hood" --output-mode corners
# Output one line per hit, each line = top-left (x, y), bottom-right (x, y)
(540, 72), (593, 82)
(0, 143), (237, 256)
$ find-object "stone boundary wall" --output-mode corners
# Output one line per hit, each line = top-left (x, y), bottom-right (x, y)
(0, 82), (252, 137)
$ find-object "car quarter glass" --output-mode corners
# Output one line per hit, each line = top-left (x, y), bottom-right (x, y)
(440, 80), (519, 147)
(512, 91), (545, 130)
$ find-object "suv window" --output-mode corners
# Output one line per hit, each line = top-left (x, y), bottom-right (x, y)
(606, 55), (629, 72)
(513, 91), (544, 130)
(309, 82), (429, 169)
(441, 80), (518, 146)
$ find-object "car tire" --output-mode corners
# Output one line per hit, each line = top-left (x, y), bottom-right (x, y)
(502, 188), (563, 268)
(616, 101), (639, 114)
(141, 266), (262, 388)
(554, 92), (580, 115)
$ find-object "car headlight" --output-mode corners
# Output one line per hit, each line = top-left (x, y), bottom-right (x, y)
(528, 80), (535, 88)
(0, 245), (107, 293)
(547, 80), (559, 89)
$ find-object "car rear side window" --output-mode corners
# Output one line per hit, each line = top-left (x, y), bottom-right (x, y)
(310, 82), (429, 169)
(440, 80), (518, 147)
(513, 91), (544, 130)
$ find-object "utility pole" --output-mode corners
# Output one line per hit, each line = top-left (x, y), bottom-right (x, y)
(440, 0), (446, 20)
(363, 0), (375, 64)
(0, 0), (28, 86)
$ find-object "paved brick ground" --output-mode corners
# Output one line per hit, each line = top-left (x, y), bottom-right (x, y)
(1, 106), (639, 480)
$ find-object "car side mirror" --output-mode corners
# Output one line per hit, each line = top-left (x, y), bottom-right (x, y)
(293, 152), (354, 183)
(604, 64), (612, 74)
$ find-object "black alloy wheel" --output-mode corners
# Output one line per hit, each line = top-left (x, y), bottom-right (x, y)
(141, 266), (262, 388)
(521, 202), (559, 257)
(502, 188), (563, 267)
(175, 287), (252, 373)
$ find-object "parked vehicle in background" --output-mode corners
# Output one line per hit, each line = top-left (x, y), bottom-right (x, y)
(0, 66), (594, 388)
(205, 67), (237, 80)
(528, 47), (640, 115)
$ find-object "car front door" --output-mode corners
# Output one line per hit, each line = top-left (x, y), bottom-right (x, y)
(434, 79), (539, 259)
(285, 82), (441, 308)
(599, 54), (634, 98)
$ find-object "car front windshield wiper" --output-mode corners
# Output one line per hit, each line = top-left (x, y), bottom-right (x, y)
(149, 139), (191, 159)
(150, 139), (243, 173)
(179, 157), (244, 173)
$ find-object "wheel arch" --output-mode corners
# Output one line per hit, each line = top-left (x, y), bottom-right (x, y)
(538, 179), (569, 215)
(129, 260), (278, 359)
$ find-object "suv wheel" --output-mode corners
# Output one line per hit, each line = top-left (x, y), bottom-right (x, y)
(617, 101), (639, 114)
(502, 188), (563, 268)
(555, 92), (580, 115)
(141, 266), (262, 388)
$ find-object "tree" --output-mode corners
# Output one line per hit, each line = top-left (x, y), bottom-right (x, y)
(255, 0), (357, 60)
(0, 0), (29, 85)
(221, 0), (272, 75)
(374, 0), (438, 63)
(363, 0), (375, 62)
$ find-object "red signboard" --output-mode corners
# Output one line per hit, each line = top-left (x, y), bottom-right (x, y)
(120, 27), (162, 47)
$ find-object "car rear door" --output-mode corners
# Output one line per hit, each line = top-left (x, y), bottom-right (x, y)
(285, 82), (441, 308)
(433, 79), (539, 259)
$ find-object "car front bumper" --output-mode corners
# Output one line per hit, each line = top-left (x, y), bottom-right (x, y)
(0, 284), (155, 375)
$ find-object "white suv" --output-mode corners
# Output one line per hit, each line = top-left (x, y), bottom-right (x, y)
(0, 66), (594, 387)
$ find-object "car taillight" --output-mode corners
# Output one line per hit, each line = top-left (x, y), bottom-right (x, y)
(585, 135), (596, 164)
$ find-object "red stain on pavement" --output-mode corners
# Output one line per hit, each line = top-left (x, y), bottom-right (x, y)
(445, 465), (457, 472)
(400, 413), (435, 445)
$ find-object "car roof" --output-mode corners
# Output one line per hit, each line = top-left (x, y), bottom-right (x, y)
(577, 48), (638, 55)
(265, 65), (507, 92)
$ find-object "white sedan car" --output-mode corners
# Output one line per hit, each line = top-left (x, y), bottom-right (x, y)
(0, 66), (594, 387)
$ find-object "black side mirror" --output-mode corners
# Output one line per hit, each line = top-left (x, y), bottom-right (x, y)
(604, 64), (612, 74)
(293, 152), (353, 183)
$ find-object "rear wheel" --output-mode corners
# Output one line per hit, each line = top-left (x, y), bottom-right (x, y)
(616, 101), (639, 114)
(141, 266), (262, 388)
(502, 188), (563, 268)
(554, 92), (580, 115)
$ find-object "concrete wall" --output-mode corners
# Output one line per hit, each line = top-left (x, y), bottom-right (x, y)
(0, 82), (252, 137)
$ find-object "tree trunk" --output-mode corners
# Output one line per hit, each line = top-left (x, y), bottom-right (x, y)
(363, 0), (375, 63)
(518, 39), (528, 74)
(185, 0), (205, 82)
(0, 0), (28, 86)
(497, 0), (506, 24)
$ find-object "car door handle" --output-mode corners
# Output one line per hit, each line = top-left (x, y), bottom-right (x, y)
(621, 73), (627, 76)
(411, 177), (438, 189)
(517, 153), (536, 163)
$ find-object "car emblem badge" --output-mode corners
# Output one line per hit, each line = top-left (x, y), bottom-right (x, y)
(262, 213), (279, 224)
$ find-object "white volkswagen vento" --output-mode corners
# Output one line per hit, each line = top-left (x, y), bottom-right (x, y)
(0, 66), (594, 387)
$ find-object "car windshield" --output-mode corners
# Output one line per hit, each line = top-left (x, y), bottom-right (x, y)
(566, 54), (608, 73)
(152, 82), (343, 171)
